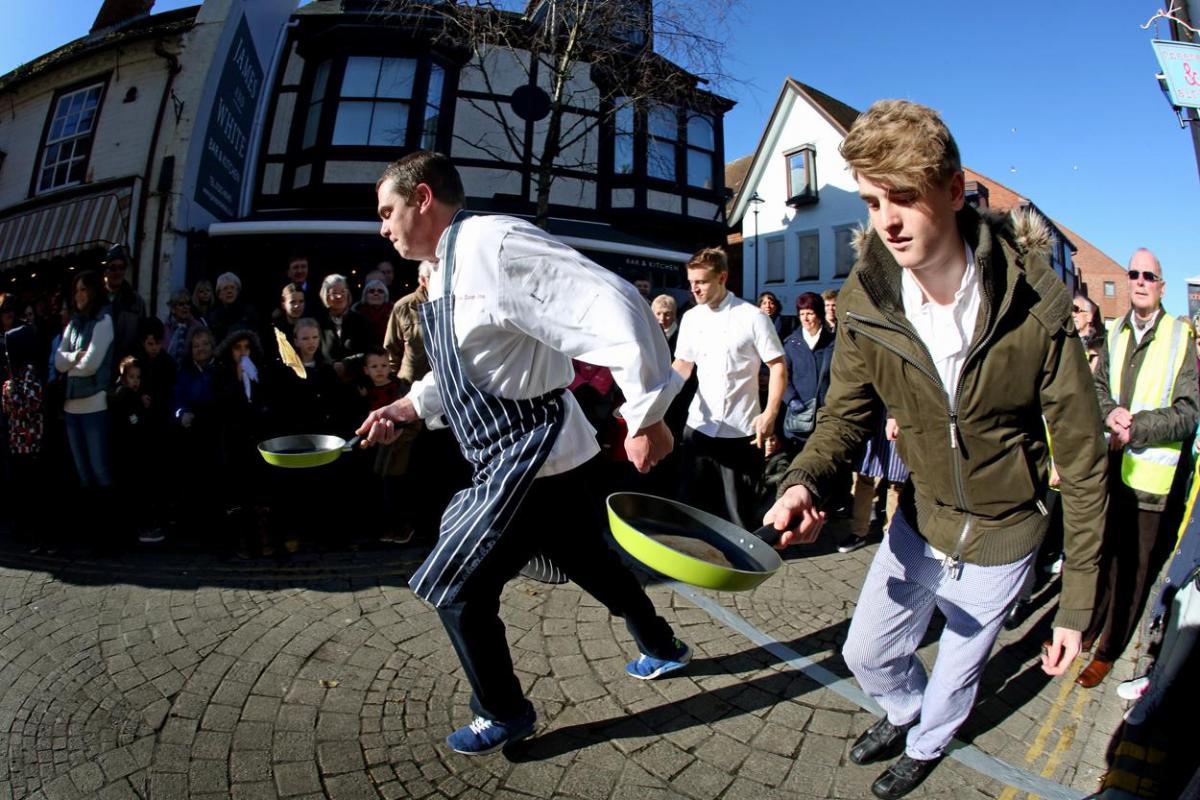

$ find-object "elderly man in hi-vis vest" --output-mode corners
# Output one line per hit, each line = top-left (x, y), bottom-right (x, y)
(1080, 247), (1200, 688)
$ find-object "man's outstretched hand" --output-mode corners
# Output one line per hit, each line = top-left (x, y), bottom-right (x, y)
(356, 397), (418, 446)
(1041, 627), (1082, 676)
(761, 484), (826, 549)
(625, 419), (673, 474)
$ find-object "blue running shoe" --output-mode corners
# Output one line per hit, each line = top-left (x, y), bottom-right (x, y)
(626, 639), (692, 680)
(445, 709), (537, 755)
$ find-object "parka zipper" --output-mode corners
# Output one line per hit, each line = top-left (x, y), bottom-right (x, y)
(845, 311), (969, 518)
(847, 276), (1007, 580)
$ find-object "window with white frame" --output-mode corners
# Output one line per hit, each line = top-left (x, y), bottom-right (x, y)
(834, 225), (857, 278)
(796, 231), (819, 281)
(765, 237), (785, 283)
(1104, 281), (1115, 297)
(38, 82), (105, 193)
(333, 56), (417, 146)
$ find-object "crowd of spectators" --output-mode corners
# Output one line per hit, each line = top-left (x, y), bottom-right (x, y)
(0, 247), (445, 558)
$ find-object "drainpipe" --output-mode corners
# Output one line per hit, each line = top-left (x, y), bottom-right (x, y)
(138, 42), (181, 315)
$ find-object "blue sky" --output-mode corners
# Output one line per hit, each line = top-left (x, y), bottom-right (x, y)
(4, 1), (1197, 313)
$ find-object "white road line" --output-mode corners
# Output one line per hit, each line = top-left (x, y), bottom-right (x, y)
(672, 582), (1085, 800)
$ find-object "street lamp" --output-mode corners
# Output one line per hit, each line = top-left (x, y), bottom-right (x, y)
(748, 192), (763, 298)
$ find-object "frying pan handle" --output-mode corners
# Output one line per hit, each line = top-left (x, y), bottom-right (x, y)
(342, 435), (363, 451)
(751, 525), (785, 548)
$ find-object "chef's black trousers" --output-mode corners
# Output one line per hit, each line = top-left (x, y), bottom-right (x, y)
(436, 456), (678, 722)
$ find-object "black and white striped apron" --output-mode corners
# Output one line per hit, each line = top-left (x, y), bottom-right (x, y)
(408, 214), (567, 607)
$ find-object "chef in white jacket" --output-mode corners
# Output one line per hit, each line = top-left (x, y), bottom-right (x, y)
(358, 151), (693, 756)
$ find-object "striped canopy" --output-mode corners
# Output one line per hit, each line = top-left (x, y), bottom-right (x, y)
(0, 189), (130, 268)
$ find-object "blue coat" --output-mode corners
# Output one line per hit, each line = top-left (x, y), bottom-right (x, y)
(782, 326), (835, 442)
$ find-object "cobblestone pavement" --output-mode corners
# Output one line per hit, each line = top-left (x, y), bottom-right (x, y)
(0, 522), (1141, 800)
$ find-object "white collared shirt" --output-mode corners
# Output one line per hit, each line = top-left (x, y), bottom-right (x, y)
(900, 241), (979, 405)
(675, 292), (785, 437)
(802, 327), (821, 350)
(407, 214), (683, 477)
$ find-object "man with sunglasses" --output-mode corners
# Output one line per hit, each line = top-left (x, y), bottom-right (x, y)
(1080, 248), (1200, 688)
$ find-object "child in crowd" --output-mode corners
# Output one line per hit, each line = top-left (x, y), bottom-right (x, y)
(110, 357), (163, 544)
(268, 318), (352, 553)
(213, 329), (270, 558)
(137, 317), (177, 424)
(360, 346), (414, 544)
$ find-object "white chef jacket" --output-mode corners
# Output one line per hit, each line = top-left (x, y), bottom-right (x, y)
(674, 292), (785, 438)
(407, 214), (684, 477)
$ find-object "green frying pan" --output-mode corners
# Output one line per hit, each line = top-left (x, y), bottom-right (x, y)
(258, 434), (362, 469)
(607, 493), (783, 592)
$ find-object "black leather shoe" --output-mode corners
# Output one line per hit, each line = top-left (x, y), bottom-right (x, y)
(849, 717), (915, 765)
(1002, 600), (1027, 631)
(871, 754), (941, 799)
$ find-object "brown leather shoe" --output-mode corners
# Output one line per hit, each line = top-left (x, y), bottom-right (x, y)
(1075, 659), (1112, 688)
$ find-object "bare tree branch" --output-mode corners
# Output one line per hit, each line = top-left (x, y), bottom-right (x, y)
(372, 0), (742, 226)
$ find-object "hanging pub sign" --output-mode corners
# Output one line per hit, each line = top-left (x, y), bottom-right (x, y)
(194, 16), (263, 220)
(1187, 278), (1200, 333)
(1152, 39), (1200, 110)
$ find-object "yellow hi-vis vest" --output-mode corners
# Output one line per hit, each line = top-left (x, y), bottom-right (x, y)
(1108, 313), (1191, 495)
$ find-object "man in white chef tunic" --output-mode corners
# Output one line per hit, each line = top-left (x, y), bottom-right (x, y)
(673, 247), (787, 529)
(358, 151), (692, 756)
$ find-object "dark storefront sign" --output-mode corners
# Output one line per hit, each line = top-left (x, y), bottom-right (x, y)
(581, 249), (686, 286)
(194, 16), (263, 220)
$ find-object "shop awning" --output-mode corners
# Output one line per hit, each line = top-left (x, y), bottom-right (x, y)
(0, 190), (130, 269)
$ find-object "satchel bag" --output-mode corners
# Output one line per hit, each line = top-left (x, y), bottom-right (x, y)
(783, 397), (817, 436)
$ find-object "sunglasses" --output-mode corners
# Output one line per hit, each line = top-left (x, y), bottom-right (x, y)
(1072, 305), (1089, 314)
(366, 288), (385, 294)
(1128, 270), (1162, 283)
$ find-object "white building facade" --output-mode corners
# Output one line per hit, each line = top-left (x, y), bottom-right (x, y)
(728, 80), (866, 312)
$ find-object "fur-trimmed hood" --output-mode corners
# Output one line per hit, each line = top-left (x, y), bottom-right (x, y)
(850, 207), (1054, 260)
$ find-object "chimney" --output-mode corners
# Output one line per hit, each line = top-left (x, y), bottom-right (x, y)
(91, 0), (156, 34)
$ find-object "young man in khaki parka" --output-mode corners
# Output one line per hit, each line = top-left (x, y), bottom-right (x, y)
(762, 100), (1108, 799)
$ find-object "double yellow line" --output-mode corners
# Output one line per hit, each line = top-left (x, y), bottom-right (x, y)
(998, 658), (1087, 800)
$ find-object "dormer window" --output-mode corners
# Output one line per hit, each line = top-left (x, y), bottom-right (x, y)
(784, 144), (817, 207)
